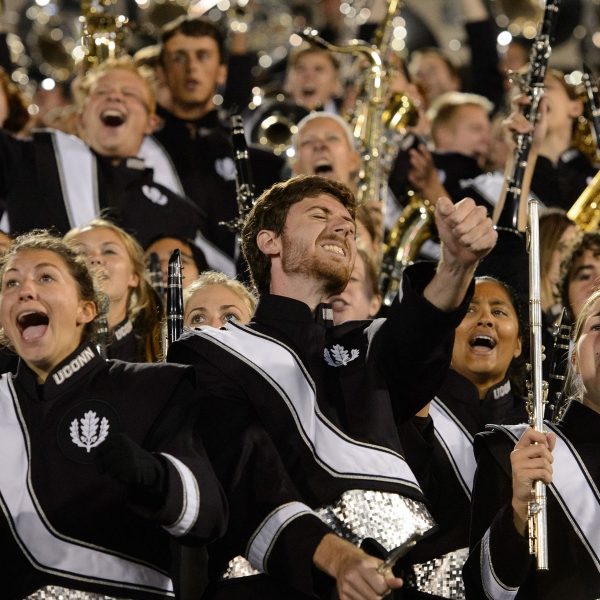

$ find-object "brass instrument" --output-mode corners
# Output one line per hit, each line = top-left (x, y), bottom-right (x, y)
(379, 192), (434, 306)
(568, 66), (600, 231)
(298, 27), (386, 211)
(249, 96), (309, 156)
(80, 0), (129, 71)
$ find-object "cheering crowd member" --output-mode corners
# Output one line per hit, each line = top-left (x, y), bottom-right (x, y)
(66, 219), (164, 362)
(0, 57), (202, 249)
(155, 16), (284, 274)
(168, 175), (497, 599)
(463, 288), (600, 598)
(399, 277), (527, 598)
(0, 231), (226, 599)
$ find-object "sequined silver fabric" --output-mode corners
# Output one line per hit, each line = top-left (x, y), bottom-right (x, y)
(26, 587), (125, 600)
(410, 547), (469, 599)
(222, 555), (261, 579)
(315, 489), (436, 550)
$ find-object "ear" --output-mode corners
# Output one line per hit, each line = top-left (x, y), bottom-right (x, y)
(369, 294), (382, 318)
(217, 64), (228, 87)
(568, 98), (584, 120)
(128, 270), (140, 290)
(77, 299), (97, 326)
(571, 348), (580, 374)
(144, 112), (160, 135)
(256, 229), (281, 257)
(513, 336), (522, 359)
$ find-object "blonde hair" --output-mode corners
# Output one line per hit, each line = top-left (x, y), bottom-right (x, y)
(427, 91), (493, 141)
(76, 56), (157, 114)
(65, 219), (163, 362)
(184, 271), (257, 318)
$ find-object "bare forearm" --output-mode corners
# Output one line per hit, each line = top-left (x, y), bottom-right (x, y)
(423, 260), (476, 312)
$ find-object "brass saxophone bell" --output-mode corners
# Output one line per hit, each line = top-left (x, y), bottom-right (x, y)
(382, 92), (419, 134)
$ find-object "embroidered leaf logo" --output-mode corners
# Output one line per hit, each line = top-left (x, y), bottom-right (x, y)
(324, 344), (359, 367)
(70, 410), (110, 453)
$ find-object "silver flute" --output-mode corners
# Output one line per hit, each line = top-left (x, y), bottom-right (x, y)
(526, 198), (549, 571)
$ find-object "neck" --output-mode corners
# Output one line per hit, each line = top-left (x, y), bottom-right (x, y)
(108, 300), (129, 330)
(270, 274), (331, 312)
(540, 126), (572, 164)
(582, 395), (600, 415)
(171, 99), (214, 121)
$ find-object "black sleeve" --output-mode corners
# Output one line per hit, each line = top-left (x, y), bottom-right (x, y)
(377, 261), (473, 422)
(167, 343), (335, 597)
(463, 433), (533, 597)
(132, 373), (229, 545)
(465, 19), (504, 112)
(224, 52), (259, 110)
(0, 129), (27, 197)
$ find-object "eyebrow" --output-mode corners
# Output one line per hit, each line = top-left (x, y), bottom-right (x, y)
(307, 205), (354, 224)
(572, 264), (596, 278)
(3, 262), (61, 275)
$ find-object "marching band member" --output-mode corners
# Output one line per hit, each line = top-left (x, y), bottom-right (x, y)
(463, 289), (600, 598)
(0, 57), (203, 249)
(65, 219), (164, 362)
(400, 277), (527, 598)
(184, 271), (256, 329)
(0, 231), (226, 599)
(168, 175), (496, 599)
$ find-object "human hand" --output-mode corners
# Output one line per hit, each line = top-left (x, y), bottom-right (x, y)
(435, 196), (497, 270)
(95, 432), (167, 508)
(314, 534), (403, 600)
(510, 427), (556, 535)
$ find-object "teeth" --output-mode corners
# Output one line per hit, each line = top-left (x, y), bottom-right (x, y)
(470, 335), (496, 349)
(323, 244), (344, 256)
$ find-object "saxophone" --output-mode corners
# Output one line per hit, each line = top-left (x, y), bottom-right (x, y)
(298, 27), (387, 213)
(567, 65), (600, 232)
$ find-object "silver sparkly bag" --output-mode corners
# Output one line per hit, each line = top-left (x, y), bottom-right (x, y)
(26, 587), (124, 600)
(315, 489), (436, 551)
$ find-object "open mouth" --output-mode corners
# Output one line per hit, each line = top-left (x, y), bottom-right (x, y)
(314, 160), (333, 175)
(100, 109), (126, 127)
(469, 335), (496, 350)
(17, 311), (49, 342)
(302, 87), (316, 98)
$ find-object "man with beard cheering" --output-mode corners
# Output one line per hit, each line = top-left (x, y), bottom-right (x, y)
(168, 175), (497, 600)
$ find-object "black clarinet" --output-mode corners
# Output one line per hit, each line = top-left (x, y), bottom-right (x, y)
(221, 113), (256, 233)
(147, 251), (165, 298)
(496, 0), (561, 233)
(548, 307), (573, 422)
(166, 249), (183, 352)
(582, 64), (600, 150)
(95, 292), (111, 359)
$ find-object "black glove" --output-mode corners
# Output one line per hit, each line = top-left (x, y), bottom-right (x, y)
(95, 432), (168, 509)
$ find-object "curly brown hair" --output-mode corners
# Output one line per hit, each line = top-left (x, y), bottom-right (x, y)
(241, 175), (357, 296)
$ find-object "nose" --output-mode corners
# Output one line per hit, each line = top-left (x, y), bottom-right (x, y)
(88, 252), (104, 267)
(332, 215), (354, 238)
(18, 278), (36, 301)
(477, 309), (494, 327)
(208, 315), (223, 329)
